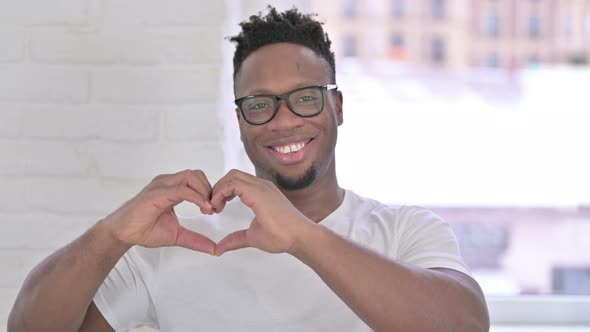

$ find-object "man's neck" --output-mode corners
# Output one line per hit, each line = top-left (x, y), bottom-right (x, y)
(281, 170), (345, 223)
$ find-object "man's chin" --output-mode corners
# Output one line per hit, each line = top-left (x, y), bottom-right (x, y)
(273, 166), (317, 191)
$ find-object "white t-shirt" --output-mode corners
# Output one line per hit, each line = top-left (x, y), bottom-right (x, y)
(94, 189), (470, 332)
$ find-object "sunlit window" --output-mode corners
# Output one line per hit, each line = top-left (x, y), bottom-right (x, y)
(528, 14), (541, 39)
(391, 0), (404, 18)
(311, 0), (590, 298)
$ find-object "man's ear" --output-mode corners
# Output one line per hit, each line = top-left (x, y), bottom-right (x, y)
(336, 91), (343, 126)
(235, 108), (245, 142)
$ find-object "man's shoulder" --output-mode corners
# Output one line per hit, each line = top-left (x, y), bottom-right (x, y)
(345, 189), (441, 225)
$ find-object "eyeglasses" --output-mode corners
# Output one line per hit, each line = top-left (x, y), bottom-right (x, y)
(234, 84), (338, 125)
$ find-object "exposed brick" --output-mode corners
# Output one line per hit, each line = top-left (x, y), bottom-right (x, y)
(0, 141), (90, 176)
(0, 65), (88, 103)
(0, 106), (21, 138)
(0, 177), (30, 212)
(0, 252), (22, 287)
(83, 141), (225, 181)
(0, 0), (89, 25)
(22, 105), (159, 142)
(0, 27), (24, 62)
(152, 28), (223, 64)
(0, 213), (98, 250)
(132, 0), (227, 26)
(30, 28), (118, 64)
(31, 27), (224, 65)
(165, 104), (223, 142)
(91, 67), (220, 104)
(25, 177), (145, 214)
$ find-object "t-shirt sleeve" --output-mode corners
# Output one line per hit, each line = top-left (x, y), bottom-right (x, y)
(395, 206), (471, 276)
(93, 246), (160, 331)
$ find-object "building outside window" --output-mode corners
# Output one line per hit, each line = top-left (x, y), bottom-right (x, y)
(343, 0), (357, 18)
(486, 52), (500, 67)
(431, 36), (446, 64)
(391, 0), (404, 18)
(527, 54), (540, 66)
(564, 13), (574, 38)
(485, 12), (500, 38)
(390, 33), (405, 59)
(528, 14), (541, 39)
(343, 35), (357, 57)
(431, 0), (446, 20)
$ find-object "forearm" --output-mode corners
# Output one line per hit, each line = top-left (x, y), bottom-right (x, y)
(290, 223), (489, 332)
(8, 219), (131, 332)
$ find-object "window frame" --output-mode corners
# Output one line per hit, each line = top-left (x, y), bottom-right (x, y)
(488, 295), (590, 325)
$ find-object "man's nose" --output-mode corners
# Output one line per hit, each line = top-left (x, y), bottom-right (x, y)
(268, 99), (305, 130)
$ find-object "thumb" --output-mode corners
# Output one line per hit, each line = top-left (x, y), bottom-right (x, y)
(174, 226), (216, 255)
(215, 229), (250, 256)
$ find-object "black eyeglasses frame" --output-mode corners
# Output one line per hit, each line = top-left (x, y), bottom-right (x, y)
(234, 84), (338, 125)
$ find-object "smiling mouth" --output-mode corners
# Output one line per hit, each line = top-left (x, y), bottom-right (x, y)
(268, 139), (313, 154)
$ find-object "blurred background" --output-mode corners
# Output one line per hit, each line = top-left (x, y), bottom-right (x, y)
(1, 0), (589, 331)
(314, 0), (590, 297)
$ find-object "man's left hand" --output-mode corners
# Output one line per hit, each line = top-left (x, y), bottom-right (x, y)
(209, 169), (315, 256)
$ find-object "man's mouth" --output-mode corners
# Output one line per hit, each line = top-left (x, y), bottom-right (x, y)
(271, 141), (307, 154)
(267, 139), (313, 164)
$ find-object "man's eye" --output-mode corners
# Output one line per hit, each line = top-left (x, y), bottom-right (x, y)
(297, 96), (317, 102)
(248, 102), (271, 111)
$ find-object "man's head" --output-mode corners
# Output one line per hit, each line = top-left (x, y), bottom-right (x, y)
(228, 7), (343, 192)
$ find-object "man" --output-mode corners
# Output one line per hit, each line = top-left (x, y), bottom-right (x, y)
(8, 6), (489, 332)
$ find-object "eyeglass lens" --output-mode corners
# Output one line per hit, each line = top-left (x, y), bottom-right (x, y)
(241, 87), (323, 124)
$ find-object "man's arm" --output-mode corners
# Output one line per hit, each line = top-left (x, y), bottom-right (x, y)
(8, 170), (216, 332)
(8, 222), (126, 332)
(290, 223), (490, 332)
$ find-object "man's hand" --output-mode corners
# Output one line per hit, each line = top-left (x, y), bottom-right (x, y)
(210, 169), (315, 255)
(99, 169), (217, 254)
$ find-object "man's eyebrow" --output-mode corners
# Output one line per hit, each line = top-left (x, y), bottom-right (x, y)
(245, 82), (317, 96)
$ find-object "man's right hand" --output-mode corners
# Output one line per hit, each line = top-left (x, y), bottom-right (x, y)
(98, 169), (217, 254)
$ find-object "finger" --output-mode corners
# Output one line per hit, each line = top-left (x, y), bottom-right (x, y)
(211, 169), (256, 195)
(187, 170), (212, 200)
(215, 229), (250, 256)
(175, 226), (216, 255)
(153, 170), (213, 204)
(151, 185), (211, 212)
(210, 178), (249, 211)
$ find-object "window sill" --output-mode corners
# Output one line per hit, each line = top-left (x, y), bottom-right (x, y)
(488, 295), (590, 325)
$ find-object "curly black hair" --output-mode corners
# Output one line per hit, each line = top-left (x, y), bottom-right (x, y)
(228, 6), (336, 84)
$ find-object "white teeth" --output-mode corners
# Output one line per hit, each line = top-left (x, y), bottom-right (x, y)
(275, 142), (305, 154)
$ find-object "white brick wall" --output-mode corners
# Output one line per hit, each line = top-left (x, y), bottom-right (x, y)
(0, 1), (307, 331)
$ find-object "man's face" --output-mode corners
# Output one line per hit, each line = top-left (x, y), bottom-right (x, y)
(234, 43), (343, 191)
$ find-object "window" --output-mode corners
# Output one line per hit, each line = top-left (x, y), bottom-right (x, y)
(390, 33), (405, 60)
(486, 52), (500, 68)
(391, 0), (404, 18)
(343, 0), (357, 18)
(553, 267), (590, 294)
(343, 35), (357, 57)
(527, 54), (540, 66)
(225, 2), (590, 326)
(485, 12), (500, 38)
(431, 0), (446, 20)
(528, 15), (541, 38)
(563, 13), (574, 38)
(430, 36), (445, 64)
